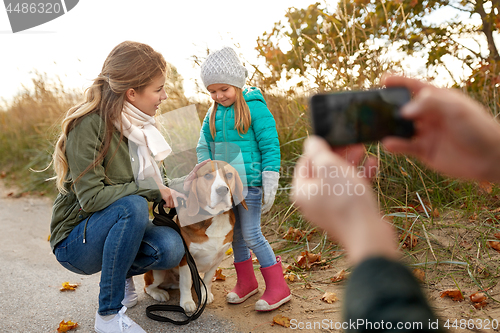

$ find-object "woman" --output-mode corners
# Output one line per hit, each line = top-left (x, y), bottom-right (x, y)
(50, 41), (186, 333)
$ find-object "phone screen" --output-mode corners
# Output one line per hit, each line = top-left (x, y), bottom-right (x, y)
(310, 87), (414, 146)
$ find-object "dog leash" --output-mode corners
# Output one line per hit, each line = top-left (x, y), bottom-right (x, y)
(145, 200), (208, 325)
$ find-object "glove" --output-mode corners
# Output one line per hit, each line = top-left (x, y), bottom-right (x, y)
(261, 171), (280, 214)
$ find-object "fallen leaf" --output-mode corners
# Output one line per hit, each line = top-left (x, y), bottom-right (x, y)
(494, 232), (500, 239)
(330, 269), (347, 283)
(57, 320), (78, 332)
(476, 266), (490, 277)
(0, 171), (6, 178)
(488, 241), (500, 252)
(283, 227), (314, 242)
(460, 241), (472, 249)
(470, 292), (487, 303)
(273, 314), (291, 328)
(295, 251), (322, 270)
(252, 257), (260, 264)
(321, 292), (338, 304)
(60, 282), (79, 292)
(479, 181), (493, 194)
(413, 268), (425, 283)
(400, 232), (418, 249)
(212, 268), (226, 281)
(491, 207), (500, 213)
(284, 274), (296, 282)
(440, 289), (464, 302)
(47, 234), (51, 242)
(225, 248), (233, 255)
(473, 300), (488, 309)
(432, 208), (440, 218)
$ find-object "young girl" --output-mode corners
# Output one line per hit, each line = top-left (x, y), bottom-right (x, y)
(50, 41), (188, 333)
(197, 47), (291, 311)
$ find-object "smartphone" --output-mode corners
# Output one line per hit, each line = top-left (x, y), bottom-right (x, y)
(310, 87), (414, 146)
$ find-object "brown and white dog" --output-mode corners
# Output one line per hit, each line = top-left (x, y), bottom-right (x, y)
(144, 160), (247, 312)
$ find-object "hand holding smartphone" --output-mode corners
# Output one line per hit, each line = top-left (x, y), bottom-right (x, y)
(310, 87), (414, 146)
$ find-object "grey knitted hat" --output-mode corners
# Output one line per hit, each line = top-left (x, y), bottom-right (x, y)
(200, 47), (248, 89)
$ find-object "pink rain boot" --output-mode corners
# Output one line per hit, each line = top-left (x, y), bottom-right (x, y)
(227, 257), (259, 304)
(255, 256), (291, 311)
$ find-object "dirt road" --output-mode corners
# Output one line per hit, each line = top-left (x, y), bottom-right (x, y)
(0, 183), (238, 333)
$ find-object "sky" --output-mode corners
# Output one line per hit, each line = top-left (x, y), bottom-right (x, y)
(0, 0), (317, 104)
(0, 1), (498, 106)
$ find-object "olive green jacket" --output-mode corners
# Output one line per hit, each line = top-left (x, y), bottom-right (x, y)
(50, 113), (181, 251)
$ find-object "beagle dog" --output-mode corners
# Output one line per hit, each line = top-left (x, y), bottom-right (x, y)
(144, 160), (247, 313)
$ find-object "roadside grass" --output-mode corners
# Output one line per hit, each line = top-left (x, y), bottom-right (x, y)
(2, 72), (500, 311)
(0, 74), (77, 195)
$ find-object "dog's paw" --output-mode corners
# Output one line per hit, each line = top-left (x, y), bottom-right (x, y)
(201, 288), (214, 304)
(206, 292), (214, 304)
(145, 286), (170, 302)
(181, 299), (197, 313)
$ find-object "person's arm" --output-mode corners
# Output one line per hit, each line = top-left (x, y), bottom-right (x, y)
(251, 99), (281, 213)
(292, 136), (397, 264)
(196, 109), (214, 163)
(345, 257), (443, 332)
(292, 136), (442, 331)
(250, 100), (281, 173)
(382, 75), (500, 184)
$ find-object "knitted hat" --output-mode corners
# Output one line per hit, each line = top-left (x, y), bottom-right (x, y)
(200, 47), (248, 89)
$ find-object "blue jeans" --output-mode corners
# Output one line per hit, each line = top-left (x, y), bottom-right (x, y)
(54, 195), (185, 316)
(232, 187), (276, 268)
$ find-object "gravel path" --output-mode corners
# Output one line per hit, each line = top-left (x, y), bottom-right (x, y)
(0, 185), (239, 333)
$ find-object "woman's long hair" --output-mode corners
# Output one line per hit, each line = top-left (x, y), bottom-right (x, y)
(53, 41), (167, 194)
(209, 87), (251, 139)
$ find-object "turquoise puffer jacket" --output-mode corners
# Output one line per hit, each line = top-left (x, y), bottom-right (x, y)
(196, 87), (280, 187)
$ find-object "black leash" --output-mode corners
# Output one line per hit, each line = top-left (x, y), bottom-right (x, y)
(145, 200), (208, 325)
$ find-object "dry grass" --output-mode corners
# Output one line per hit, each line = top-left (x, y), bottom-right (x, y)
(2, 57), (500, 315)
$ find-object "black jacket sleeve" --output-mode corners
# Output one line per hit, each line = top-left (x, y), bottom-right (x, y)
(344, 257), (443, 332)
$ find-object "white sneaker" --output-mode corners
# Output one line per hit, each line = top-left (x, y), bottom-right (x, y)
(94, 306), (146, 333)
(122, 277), (138, 308)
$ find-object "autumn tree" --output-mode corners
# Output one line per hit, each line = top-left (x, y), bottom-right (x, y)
(256, 0), (499, 107)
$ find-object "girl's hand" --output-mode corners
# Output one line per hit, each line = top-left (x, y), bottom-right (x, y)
(261, 171), (279, 214)
(160, 187), (187, 208)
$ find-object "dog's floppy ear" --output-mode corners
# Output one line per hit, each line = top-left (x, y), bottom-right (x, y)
(233, 170), (248, 210)
(187, 177), (200, 216)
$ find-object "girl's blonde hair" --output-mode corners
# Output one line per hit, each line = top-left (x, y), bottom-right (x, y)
(209, 87), (251, 138)
(53, 41), (167, 194)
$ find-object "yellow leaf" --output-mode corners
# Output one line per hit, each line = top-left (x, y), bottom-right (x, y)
(212, 268), (226, 281)
(321, 292), (338, 304)
(284, 274), (296, 282)
(225, 248), (233, 255)
(273, 314), (291, 328)
(60, 282), (79, 292)
(57, 320), (78, 332)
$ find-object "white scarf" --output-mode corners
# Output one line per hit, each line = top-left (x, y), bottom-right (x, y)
(116, 101), (172, 185)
